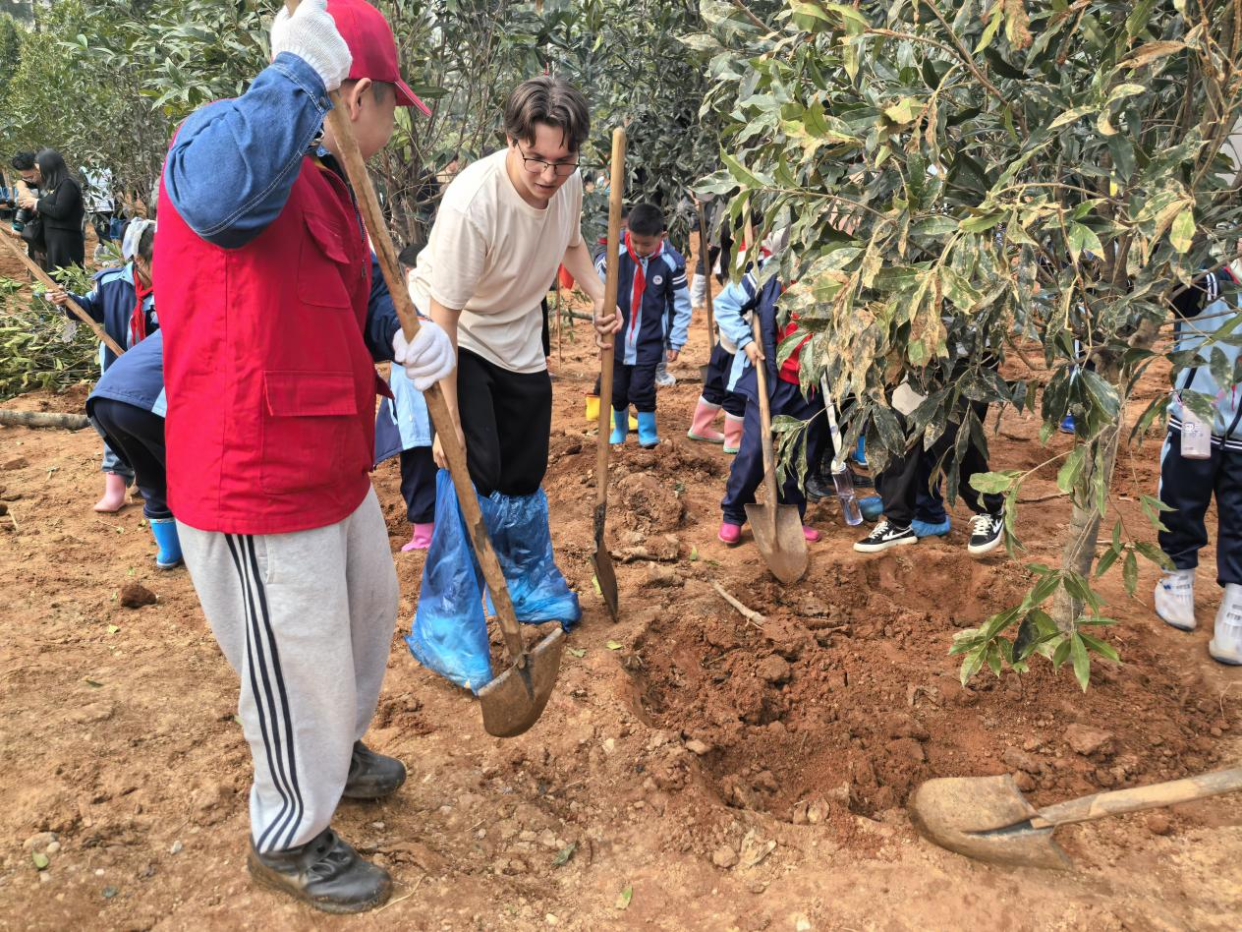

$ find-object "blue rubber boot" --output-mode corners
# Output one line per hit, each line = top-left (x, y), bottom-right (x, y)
(150, 517), (183, 570)
(912, 518), (952, 538)
(1059, 414), (1076, 434)
(609, 408), (628, 445)
(859, 495), (883, 521)
(637, 411), (659, 449)
(853, 437), (868, 468)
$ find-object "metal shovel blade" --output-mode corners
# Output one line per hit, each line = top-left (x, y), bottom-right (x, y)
(908, 775), (1072, 870)
(744, 502), (807, 584)
(590, 502), (619, 621)
(477, 627), (566, 738)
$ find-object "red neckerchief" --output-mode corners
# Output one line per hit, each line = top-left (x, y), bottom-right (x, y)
(624, 231), (663, 349)
(130, 275), (152, 346)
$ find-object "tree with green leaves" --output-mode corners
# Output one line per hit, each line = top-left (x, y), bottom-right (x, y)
(694, 0), (1242, 688)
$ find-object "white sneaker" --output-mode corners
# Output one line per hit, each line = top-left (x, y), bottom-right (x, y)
(1154, 569), (1197, 632)
(1209, 584), (1242, 665)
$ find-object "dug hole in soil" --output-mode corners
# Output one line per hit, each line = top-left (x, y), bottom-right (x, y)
(1, 244), (1241, 930)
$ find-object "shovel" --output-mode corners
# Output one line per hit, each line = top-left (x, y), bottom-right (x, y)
(283, 0), (562, 737)
(909, 766), (1242, 870)
(589, 127), (626, 623)
(695, 199), (716, 385)
(743, 316), (808, 584)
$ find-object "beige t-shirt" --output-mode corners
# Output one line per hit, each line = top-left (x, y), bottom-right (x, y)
(410, 149), (583, 374)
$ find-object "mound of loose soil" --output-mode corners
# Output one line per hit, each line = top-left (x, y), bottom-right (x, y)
(628, 549), (1233, 823)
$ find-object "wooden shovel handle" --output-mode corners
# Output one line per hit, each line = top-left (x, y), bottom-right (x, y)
(1034, 766), (1242, 828)
(283, 0), (526, 663)
(0, 233), (125, 358)
(750, 314), (779, 520)
(695, 201), (714, 350)
(594, 128), (626, 510)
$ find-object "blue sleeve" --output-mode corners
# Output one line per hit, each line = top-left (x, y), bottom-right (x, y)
(67, 287), (103, 324)
(666, 257), (692, 350)
(162, 53), (331, 249)
(713, 274), (759, 350)
(364, 254), (401, 362)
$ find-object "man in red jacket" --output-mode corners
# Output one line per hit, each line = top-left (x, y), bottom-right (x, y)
(154, 0), (453, 913)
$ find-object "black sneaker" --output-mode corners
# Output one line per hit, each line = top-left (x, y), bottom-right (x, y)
(343, 741), (406, 800)
(854, 519), (917, 553)
(968, 512), (1005, 556)
(248, 826), (391, 914)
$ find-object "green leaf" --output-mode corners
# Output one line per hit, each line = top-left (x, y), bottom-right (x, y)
(1079, 632), (1120, 663)
(1070, 632), (1091, 692)
(1123, 551), (1138, 596)
(568, 647), (586, 658)
(1056, 446), (1086, 493)
(721, 152), (767, 189)
(552, 842), (577, 867)
(969, 470), (1018, 494)
(1049, 106), (1095, 130)
(960, 213), (1004, 234)
(32, 852), (49, 870)
(1170, 208), (1194, 253)
(975, 5), (1003, 53)
(884, 97), (917, 125)
(606, 640), (623, 651)
(1067, 223), (1103, 263)
(616, 886), (634, 910)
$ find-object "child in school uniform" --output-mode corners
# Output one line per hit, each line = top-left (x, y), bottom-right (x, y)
(715, 259), (826, 545)
(50, 219), (158, 513)
(597, 203), (692, 448)
(374, 243), (437, 550)
(1153, 263), (1242, 664)
(690, 247), (770, 451)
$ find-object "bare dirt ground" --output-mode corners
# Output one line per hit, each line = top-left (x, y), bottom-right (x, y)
(1, 246), (1240, 931)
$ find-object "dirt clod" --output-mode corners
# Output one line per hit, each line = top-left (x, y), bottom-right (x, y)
(1146, 812), (1173, 836)
(711, 845), (738, 868)
(1065, 724), (1115, 757)
(757, 655), (791, 685)
(119, 583), (157, 608)
(2, 456), (29, 471)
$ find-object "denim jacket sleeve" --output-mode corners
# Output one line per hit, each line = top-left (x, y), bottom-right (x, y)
(161, 53), (332, 249)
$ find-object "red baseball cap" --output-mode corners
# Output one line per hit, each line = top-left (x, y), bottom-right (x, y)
(327, 0), (430, 115)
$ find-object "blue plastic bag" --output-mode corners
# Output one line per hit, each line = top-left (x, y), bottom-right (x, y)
(406, 471), (580, 693)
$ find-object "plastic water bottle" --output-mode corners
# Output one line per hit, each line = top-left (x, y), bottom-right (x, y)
(1181, 407), (1212, 460)
(832, 465), (864, 526)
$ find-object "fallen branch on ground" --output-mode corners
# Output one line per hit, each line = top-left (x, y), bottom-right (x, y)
(0, 410), (91, 430)
(712, 581), (765, 626)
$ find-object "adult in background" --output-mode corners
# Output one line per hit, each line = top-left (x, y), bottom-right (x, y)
(9, 151), (47, 269)
(405, 76), (620, 689)
(156, 0), (451, 913)
(18, 149), (84, 272)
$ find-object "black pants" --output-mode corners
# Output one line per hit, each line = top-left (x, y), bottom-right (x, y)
(1158, 428), (1242, 586)
(399, 447), (437, 525)
(876, 401), (1002, 527)
(90, 398), (169, 519)
(613, 357), (658, 414)
(457, 348), (552, 497)
(702, 341), (746, 417)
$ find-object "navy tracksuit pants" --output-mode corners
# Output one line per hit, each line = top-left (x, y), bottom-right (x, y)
(399, 447), (437, 525)
(702, 341), (746, 418)
(1158, 427), (1242, 587)
(722, 379), (826, 526)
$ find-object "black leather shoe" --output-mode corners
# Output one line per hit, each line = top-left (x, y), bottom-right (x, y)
(343, 741), (406, 800)
(247, 826), (391, 914)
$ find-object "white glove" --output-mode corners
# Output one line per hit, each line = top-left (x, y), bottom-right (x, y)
(271, 0), (352, 93)
(394, 321), (455, 391)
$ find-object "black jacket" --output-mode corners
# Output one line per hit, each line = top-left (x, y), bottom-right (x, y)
(37, 176), (85, 232)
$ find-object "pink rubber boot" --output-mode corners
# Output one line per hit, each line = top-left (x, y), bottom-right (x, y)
(718, 521), (742, 545)
(94, 473), (128, 513)
(402, 522), (435, 552)
(803, 526), (821, 543)
(687, 397), (725, 443)
(723, 413), (744, 455)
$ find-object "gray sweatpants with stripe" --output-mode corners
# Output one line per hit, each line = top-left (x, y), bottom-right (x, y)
(177, 487), (399, 853)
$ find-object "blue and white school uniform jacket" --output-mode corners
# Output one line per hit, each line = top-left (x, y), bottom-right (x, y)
(595, 241), (692, 365)
(713, 262), (772, 394)
(69, 262), (158, 372)
(88, 329), (167, 418)
(374, 364), (432, 465)
(1169, 264), (1242, 451)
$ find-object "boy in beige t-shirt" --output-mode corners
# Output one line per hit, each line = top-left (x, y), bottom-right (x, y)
(405, 77), (621, 684)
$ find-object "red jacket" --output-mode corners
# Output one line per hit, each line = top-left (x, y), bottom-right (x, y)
(156, 158), (379, 534)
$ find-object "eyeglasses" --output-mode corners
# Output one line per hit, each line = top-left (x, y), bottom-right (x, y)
(517, 145), (579, 178)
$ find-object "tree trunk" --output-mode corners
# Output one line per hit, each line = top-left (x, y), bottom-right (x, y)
(1051, 316), (1161, 628)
